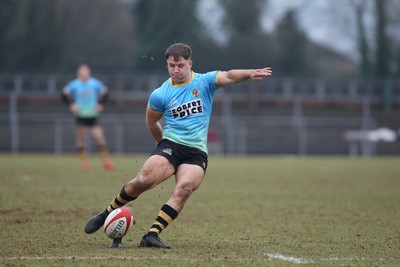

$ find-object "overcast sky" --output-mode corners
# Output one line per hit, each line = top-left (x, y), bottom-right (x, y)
(261, 0), (359, 59)
(197, 0), (365, 61)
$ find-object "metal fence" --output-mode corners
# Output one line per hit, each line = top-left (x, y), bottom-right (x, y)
(1, 74), (400, 156)
(1, 107), (399, 156)
(1, 74), (400, 106)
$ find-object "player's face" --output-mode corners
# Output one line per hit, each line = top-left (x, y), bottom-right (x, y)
(167, 56), (192, 84)
(78, 66), (91, 82)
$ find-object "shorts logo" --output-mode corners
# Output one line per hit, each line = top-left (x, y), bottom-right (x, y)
(192, 89), (199, 98)
(162, 148), (172, 156)
(171, 100), (203, 119)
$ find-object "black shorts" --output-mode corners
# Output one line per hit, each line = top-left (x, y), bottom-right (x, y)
(150, 139), (208, 172)
(76, 117), (99, 127)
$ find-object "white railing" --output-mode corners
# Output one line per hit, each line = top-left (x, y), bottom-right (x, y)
(1, 74), (399, 103)
(2, 96), (400, 156)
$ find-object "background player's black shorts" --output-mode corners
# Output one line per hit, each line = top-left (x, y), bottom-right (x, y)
(150, 139), (208, 172)
(76, 117), (99, 127)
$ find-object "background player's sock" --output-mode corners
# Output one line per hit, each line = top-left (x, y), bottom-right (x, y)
(78, 147), (88, 161)
(148, 204), (178, 236)
(98, 145), (110, 163)
(99, 145), (115, 170)
(77, 147), (89, 169)
(106, 186), (137, 214)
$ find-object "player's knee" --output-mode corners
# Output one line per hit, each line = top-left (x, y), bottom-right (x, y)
(131, 168), (156, 191)
(174, 183), (195, 200)
(140, 166), (153, 180)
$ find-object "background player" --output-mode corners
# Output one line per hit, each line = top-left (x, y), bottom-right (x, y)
(62, 64), (115, 170)
(84, 43), (272, 248)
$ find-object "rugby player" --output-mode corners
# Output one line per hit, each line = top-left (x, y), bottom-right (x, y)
(62, 64), (115, 170)
(84, 43), (271, 248)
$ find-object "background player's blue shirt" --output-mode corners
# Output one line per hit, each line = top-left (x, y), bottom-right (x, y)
(148, 71), (220, 154)
(64, 77), (105, 118)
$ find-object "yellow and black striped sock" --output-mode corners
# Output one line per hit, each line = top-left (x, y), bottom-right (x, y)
(106, 186), (137, 214)
(98, 146), (109, 163)
(148, 204), (178, 236)
(77, 147), (88, 162)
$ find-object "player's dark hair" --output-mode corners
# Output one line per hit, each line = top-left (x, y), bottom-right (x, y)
(165, 43), (192, 61)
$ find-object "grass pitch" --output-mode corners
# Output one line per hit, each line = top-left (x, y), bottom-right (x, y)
(0, 155), (399, 266)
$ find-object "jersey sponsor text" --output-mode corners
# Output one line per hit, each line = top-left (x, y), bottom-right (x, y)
(171, 100), (203, 119)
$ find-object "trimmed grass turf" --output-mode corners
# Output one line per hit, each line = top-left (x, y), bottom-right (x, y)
(0, 155), (399, 266)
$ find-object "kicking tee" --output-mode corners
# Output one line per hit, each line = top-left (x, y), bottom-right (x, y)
(148, 71), (221, 154)
(64, 77), (106, 118)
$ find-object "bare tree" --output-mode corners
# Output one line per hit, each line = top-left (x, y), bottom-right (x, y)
(320, 0), (399, 77)
(350, 0), (372, 76)
(0, 0), (135, 72)
(374, 0), (390, 77)
(218, 0), (264, 37)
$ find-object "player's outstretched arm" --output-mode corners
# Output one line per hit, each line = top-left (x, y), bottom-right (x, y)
(217, 67), (272, 88)
(146, 107), (163, 143)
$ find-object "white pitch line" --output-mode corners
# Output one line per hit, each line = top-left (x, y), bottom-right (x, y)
(264, 253), (399, 264)
(264, 253), (313, 264)
(324, 257), (398, 262)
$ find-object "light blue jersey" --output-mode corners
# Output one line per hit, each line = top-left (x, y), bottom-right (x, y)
(64, 78), (106, 118)
(148, 71), (221, 154)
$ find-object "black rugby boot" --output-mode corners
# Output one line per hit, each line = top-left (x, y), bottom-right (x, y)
(84, 210), (108, 234)
(139, 233), (171, 249)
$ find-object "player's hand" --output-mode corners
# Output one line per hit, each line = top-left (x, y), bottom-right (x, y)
(96, 104), (104, 113)
(69, 103), (79, 113)
(250, 67), (272, 81)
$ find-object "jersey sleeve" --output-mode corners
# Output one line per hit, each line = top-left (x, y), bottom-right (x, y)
(91, 78), (105, 93)
(148, 89), (164, 113)
(202, 71), (221, 93)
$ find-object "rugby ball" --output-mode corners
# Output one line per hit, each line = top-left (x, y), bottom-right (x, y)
(103, 208), (133, 239)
